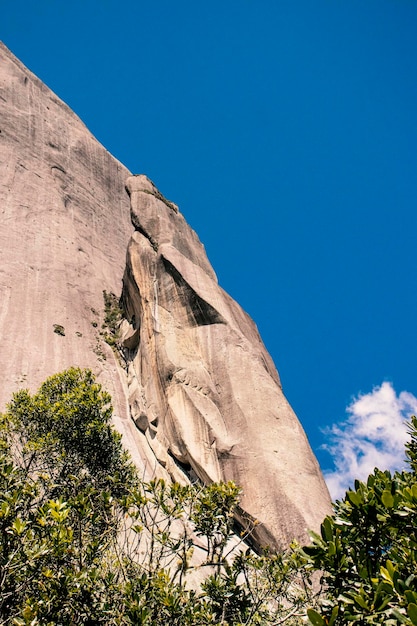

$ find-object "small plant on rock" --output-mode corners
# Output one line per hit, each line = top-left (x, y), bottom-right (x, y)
(101, 290), (123, 348)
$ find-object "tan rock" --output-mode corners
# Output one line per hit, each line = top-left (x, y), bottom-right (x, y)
(121, 175), (332, 548)
(0, 42), (331, 550)
(0, 42), (146, 466)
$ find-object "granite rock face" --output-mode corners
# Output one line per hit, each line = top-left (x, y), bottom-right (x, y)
(0, 42), (331, 550)
(120, 175), (331, 548)
(0, 42), (145, 463)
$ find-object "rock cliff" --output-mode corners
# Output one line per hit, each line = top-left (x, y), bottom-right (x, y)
(0, 41), (142, 462)
(0, 42), (331, 550)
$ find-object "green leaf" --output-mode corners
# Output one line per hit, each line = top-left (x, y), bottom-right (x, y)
(11, 517), (26, 535)
(328, 605), (339, 626)
(407, 603), (417, 626)
(309, 530), (325, 547)
(381, 489), (394, 508)
(321, 516), (334, 542)
(307, 608), (326, 626)
(381, 565), (394, 584)
(352, 593), (369, 610)
(347, 490), (363, 506)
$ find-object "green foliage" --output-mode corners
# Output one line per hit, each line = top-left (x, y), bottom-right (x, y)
(191, 481), (241, 565)
(5, 368), (416, 625)
(406, 416), (417, 475)
(304, 415), (417, 625)
(6, 367), (134, 498)
(0, 368), (134, 624)
(102, 290), (123, 348)
(0, 368), (314, 625)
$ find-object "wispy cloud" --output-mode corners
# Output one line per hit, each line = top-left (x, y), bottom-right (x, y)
(323, 382), (417, 501)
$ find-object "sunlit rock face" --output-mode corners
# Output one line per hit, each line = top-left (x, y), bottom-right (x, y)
(121, 175), (332, 549)
(0, 43), (145, 462)
(0, 41), (331, 551)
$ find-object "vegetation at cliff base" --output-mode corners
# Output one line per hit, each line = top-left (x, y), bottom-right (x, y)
(0, 368), (313, 625)
(304, 416), (417, 626)
(0, 368), (416, 625)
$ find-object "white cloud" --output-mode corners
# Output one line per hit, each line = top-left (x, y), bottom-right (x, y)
(323, 382), (417, 501)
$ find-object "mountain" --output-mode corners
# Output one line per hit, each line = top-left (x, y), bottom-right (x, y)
(0, 42), (331, 549)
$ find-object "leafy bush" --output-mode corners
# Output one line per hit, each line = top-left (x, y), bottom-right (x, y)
(304, 416), (417, 625)
(0, 368), (314, 625)
(4, 368), (416, 625)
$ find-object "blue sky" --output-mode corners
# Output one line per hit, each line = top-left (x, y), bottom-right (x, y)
(2, 1), (417, 499)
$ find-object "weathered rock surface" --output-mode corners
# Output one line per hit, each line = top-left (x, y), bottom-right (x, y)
(0, 42), (331, 550)
(0, 42), (146, 464)
(120, 175), (331, 548)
